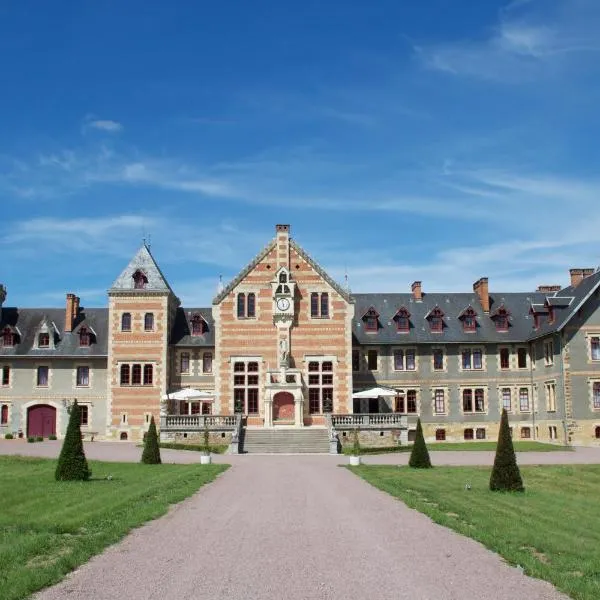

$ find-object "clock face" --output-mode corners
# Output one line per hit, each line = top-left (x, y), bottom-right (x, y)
(276, 298), (290, 311)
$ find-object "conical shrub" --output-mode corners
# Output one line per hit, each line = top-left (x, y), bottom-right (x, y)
(409, 418), (432, 468)
(490, 409), (524, 492)
(141, 415), (161, 464)
(55, 400), (90, 481)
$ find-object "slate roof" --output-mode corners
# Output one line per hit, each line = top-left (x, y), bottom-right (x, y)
(170, 308), (215, 347)
(0, 308), (108, 356)
(110, 244), (175, 294)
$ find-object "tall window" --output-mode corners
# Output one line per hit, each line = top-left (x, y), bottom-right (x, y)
(121, 312), (132, 331)
(394, 308), (410, 332)
(132, 270), (148, 289)
(394, 350), (404, 371)
(502, 388), (512, 411)
(500, 348), (510, 369)
(2, 327), (13, 347)
(120, 364), (130, 385)
(593, 382), (600, 409)
(462, 350), (472, 370)
(79, 405), (89, 426)
(144, 313), (154, 331)
(37, 366), (49, 387)
(461, 307), (477, 332)
(367, 350), (378, 370)
(237, 293), (256, 318)
(463, 388), (485, 413)
(190, 314), (205, 335)
(0, 404), (8, 425)
(429, 308), (444, 332)
(544, 340), (554, 365)
(180, 353), (190, 374)
(132, 364), (142, 385)
(143, 364), (153, 385)
(311, 293), (329, 318)
(393, 349), (415, 371)
(352, 349), (360, 372)
(545, 382), (556, 411)
(433, 349), (444, 371)
(76, 366), (90, 387)
(203, 352), (213, 374)
(79, 327), (90, 346)
(233, 361), (259, 414)
(591, 337), (600, 361)
(473, 349), (483, 369)
(394, 390), (418, 414)
(434, 389), (445, 414)
(517, 347), (528, 369)
(1, 366), (10, 386)
(519, 388), (530, 411)
(308, 361), (333, 414)
(38, 333), (50, 347)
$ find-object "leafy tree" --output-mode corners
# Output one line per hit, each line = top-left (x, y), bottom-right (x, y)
(409, 418), (432, 469)
(55, 400), (91, 481)
(490, 408), (524, 492)
(141, 415), (161, 464)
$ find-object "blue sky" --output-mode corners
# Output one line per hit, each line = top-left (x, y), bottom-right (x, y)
(2, 0), (600, 308)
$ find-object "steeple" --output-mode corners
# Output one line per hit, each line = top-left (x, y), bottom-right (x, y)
(109, 244), (174, 294)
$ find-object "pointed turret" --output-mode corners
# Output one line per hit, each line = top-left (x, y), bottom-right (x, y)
(110, 244), (174, 293)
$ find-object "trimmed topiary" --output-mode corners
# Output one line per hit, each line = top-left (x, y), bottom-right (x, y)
(55, 400), (91, 481)
(5, 433), (14, 440)
(409, 418), (432, 468)
(490, 408), (524, 492)
(35, 436), (44, 442)
(141, 415), (161, 464)
(27, 436), (35, 443)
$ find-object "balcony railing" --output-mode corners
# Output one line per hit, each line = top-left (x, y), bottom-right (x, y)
(160, 414), (239, 430)
(331, 413), (409, 429)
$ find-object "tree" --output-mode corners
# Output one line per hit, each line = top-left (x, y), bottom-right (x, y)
(409, 418), (432, 469)
(55, 400), (91, 481)
(141, 415), (161, 464)
(490, 409), (524, 492)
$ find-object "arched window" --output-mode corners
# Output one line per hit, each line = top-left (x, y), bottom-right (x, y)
(132, 270), (148, 289)
(79, 327), (90, 347)
(237, 293), (246, 318)
(120, 431), (128, 441)
(143, 364), (153, 385)
(2, 327), (13, 347)
(247, 293), (256, 318)
(0, 404), (8, 425)
(190, 314), (204, 336)
(121, 313), (132, 331)
(120, 364), (130, 385)
(144, 313), (154, 331)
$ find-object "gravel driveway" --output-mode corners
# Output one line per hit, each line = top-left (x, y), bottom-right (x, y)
(26, 451), (570, 600)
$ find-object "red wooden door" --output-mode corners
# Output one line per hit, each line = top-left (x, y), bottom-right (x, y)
(273, 392), (294, 421)
(27, 405), (56, 438)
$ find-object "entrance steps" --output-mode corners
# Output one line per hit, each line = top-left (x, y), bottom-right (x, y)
(241, 427), (330, 454)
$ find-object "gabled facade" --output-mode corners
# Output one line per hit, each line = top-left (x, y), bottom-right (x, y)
(2, 225), (600, 446)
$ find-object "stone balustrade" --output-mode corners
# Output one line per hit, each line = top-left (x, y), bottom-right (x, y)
(331, 413), (409, 429)
(161, 414), (239, 430)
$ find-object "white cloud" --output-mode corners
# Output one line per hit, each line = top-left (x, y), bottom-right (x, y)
(85, 119), (123, 133)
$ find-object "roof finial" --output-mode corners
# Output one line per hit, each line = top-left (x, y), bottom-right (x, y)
(344, 265), (350, 294)
(217, 274), (224, 294)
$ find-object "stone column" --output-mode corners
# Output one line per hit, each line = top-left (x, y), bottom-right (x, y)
(264, 391), (273, 428)
(294, 393), (304, 427)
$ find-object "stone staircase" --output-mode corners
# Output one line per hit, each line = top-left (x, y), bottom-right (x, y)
(241, 427), (330, 454)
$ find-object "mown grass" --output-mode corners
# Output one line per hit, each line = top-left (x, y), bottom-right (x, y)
(0, 456), (228, 600)
(341, 441), (567, 455)
(351, 464), (600, 600)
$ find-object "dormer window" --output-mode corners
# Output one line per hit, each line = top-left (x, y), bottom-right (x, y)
(132, 270), (148, 289)
(547, 304), (555, 324)
(362, 307), (379, 332)
(459, 307), (477, 332)
(38, 333), (50, 348)
(428, 307), (444, 332)
(492, 305), (510, 332)
(79, 327), (90, 347)
(393, 307), (411, 333)
(2, 327), (13, 347)
(190, 314), (207, 335)
(530, 308), (540, 330)
(279, 272), (288, 284)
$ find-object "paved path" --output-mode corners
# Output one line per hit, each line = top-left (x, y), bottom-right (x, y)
(23, 451), (573, 600)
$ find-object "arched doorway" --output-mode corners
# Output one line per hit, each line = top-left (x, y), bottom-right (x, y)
(27, 404), (56, 438)
(273, 392), (294, 421)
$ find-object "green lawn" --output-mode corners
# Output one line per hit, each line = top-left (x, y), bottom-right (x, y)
(351, 464), (600, 600)
(0, 456), (228, 600)
(341, 441), (568, 455)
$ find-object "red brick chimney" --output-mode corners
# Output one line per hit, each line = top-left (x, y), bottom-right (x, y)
(537, 285), (562, 293)
(583, 268), (595, 278)
(569, 269), (584, 288)
(65, 293), (76, 332)
(73, 296), (80, 320)
(473, 277), (490, 313)
(411, 281), (422, 302)
(275, 224), (290, 270)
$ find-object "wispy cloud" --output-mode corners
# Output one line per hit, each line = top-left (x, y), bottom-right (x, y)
(82, 116), (123, 133)
(416, 0), (600, 82)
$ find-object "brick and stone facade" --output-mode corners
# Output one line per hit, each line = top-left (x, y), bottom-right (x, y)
(2, 225), (600, 446)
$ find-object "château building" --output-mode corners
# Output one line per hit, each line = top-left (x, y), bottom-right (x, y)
(1, 224), (600, 448)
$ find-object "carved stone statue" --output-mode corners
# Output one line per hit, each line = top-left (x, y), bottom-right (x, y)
(279, 338), (289, 367)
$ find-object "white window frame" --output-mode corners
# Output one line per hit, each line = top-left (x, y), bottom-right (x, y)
(431, 347), (446, 372)
(545, 380), (557, 412)
(544, 339), (554, 366)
